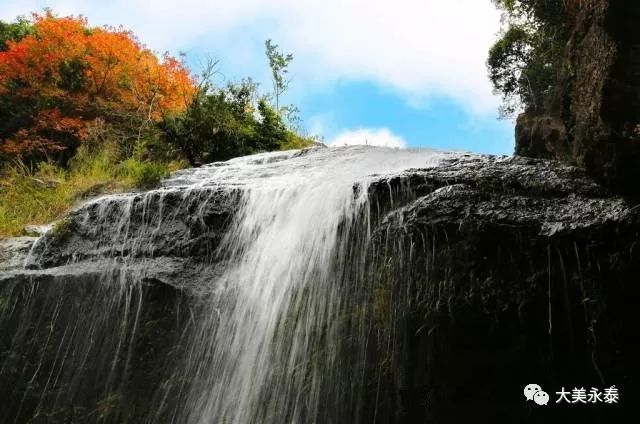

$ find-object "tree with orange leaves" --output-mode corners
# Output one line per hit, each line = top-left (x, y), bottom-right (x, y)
(0, 11), (195, 164)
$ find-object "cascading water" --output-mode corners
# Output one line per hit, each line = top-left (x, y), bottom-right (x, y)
(171, 146), (443, 423)
(2, 146), (638, 423)
(0, 146), (444, 423)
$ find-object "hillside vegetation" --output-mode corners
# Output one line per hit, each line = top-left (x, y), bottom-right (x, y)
(0, 11), (314, 237)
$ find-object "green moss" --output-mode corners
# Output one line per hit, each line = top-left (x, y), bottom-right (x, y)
(371, 280), (392, 325)
(50, 218), (73, 243)
(96, 393), (123, 422)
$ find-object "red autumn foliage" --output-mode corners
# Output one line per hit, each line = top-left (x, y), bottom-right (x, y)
(1, 109), (89, 156)
(0, 11), (195, 160)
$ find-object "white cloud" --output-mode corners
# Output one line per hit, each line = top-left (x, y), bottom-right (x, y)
(1, 0), (503, 115)
(329, 128), (407, 148)
(306, 112), (337, 139)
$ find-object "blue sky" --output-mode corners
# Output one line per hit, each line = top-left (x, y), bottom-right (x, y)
(1, 0), (514, 155)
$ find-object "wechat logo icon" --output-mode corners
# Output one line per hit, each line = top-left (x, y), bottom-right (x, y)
(524, 384), (549, 406)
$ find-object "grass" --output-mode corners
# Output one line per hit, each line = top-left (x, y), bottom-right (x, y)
(49, 217), (74, 243)
(279, 132), (319, 151)
(122, 159), (169, 189)
(0, 133), (311, 239)
(0, 145), (183, 238)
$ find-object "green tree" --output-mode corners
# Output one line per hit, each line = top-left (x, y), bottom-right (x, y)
(487, 0), (569, 117)
(265, 39), (293, 112)
(160, 78), (291, 165)
(160, 50), (312, 166)
(256, 98), (287, 151)
(0, 16), (34, 51)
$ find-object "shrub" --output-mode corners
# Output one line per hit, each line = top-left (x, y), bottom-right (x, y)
(123, 159), (168, 189)
(161, 90), (313, 165)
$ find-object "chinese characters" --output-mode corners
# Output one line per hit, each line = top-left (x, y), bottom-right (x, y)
(555, 386), (619, 404)
(525, 384), (619, 406)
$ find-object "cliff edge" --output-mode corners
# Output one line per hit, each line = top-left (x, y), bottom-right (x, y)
(515, 0), (640, 194)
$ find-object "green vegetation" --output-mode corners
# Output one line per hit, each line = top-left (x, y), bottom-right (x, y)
(160, 73), (313, 166)
(123, 159), (169, 190)
(0, 16), (34, 50)
(0, 12), (316, 238)
(0, 144), (183, 237)
(487, 0), (571, 117)
(265, 39), (294, 112)
(50, 217), (73, 242)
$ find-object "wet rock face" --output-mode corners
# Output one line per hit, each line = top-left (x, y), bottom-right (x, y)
(365, 155), (639, 423)
(1, 152), (639, 423)
(0, 273), (191, 424)
(26, 188), (239, 272)
(515, 114), (568, 160)
(0, 187), (239, 422)
(0, 237), (37, 272)
(374, 155), (631, 235)
(515, 0), (640, 194)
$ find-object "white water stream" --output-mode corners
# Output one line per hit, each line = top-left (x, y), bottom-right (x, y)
(3, 146), (445, 424)
(164, 146), (443, 423)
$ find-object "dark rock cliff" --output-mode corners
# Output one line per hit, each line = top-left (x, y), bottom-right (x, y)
(364, 155), (639, 423)
(1, 153), (637, 423)
(515, 0), (640, 194)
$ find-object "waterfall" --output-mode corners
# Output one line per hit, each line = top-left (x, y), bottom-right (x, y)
(2, 146), (638, 423)
(1, 146), (443, 424)
(172, 146), (442, 423)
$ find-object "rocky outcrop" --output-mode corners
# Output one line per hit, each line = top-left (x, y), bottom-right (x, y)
(1, 153), (638, 423)
(364, 155), (639, 423)
(0, 237), (37, 272)
(25, 188), (239, 271)
(515, 0), (640, 194)
(515, 114), (569, 159)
